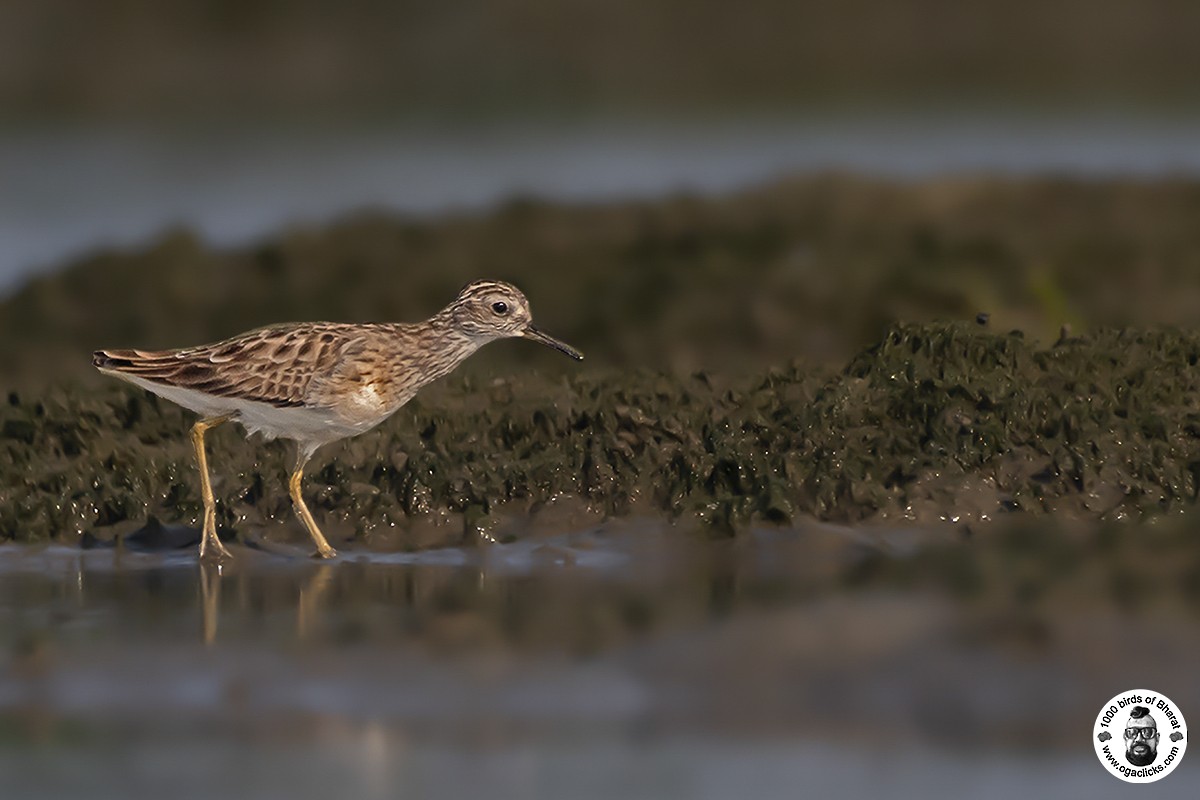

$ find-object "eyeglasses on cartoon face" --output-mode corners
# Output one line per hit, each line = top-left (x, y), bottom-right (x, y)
(1124, 727), (1158, 740)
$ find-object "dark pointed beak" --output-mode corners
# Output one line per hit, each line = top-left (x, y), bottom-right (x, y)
(522, 325), (584, 360)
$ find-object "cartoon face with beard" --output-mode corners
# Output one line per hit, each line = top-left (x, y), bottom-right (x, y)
(1124, 706), (1159, 766)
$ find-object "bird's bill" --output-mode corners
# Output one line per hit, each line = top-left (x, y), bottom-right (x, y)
(522, 325), (584, 360)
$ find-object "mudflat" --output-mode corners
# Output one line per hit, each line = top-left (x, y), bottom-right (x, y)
(4, 176), (1200, 798)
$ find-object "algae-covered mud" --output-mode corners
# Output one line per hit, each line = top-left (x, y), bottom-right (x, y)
(4, 322), (1200, 545)
(4, 177), (1200, 544)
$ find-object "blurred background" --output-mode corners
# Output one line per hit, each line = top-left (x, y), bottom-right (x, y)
(6, 0), (1200, 383)
(3, 1), (1200, 798)
(6, 0), (1200, 293)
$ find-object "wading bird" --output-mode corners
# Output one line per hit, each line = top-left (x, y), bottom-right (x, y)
(94, 280), (582, 561)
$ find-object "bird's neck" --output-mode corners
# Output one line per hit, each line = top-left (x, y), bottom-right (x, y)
(400, 312), (484, 389)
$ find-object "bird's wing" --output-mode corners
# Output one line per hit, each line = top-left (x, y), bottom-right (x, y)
(93, 323), (369, 408)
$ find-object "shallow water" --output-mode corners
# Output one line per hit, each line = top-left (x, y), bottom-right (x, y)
(0, 522), (1196, 799)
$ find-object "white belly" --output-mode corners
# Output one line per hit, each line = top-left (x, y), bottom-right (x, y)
(106, 371), (373, 444)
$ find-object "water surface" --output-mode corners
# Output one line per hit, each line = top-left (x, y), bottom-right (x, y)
(0, 522), (1195, 799)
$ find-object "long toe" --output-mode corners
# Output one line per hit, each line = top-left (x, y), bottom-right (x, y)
(200, 543), (234, 563)
(199, 531), (235, 563)
(310, 546), (338, 560)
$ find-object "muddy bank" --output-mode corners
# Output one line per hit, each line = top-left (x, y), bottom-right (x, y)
(4, 321), (1200, 545)
(5, 176), (1200, 543)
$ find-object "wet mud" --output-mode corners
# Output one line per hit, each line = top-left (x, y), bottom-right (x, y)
(3, 176), (1200, 544)
(4, 322), (1200, 546)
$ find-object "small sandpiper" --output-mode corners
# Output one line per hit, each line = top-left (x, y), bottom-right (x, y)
(94, 280), (583, 561)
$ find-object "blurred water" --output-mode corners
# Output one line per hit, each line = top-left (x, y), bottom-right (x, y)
(5, 735), (1193, 800)
(6, 113), (1200, 292)
(0, 525), (1196, 799)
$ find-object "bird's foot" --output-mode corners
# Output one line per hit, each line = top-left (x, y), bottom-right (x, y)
(199, 533), (234, 563)
(310, 546), (339, 560)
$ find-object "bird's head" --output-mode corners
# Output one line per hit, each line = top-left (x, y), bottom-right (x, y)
(448, 280), (583, 360)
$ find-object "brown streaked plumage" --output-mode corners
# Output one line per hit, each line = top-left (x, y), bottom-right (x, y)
(93, 280), (583, 561)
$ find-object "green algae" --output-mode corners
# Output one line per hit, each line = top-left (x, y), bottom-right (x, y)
(4, 322), (1200, 544)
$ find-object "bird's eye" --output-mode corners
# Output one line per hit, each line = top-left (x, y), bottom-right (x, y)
(491, 301), (509, 315)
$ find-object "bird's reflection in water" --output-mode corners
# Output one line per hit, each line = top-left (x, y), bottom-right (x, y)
(170, 527), (747, 651)
(199, 560), (221, 645)
(296, 564), (334, 639)
(198, 560), (338, 645)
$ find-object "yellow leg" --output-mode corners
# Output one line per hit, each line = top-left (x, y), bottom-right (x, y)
(191, 415), (233, 562)
(289, 450), (338, 559)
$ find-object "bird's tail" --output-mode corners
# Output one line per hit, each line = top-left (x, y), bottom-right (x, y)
(92, 348), (179, 377)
